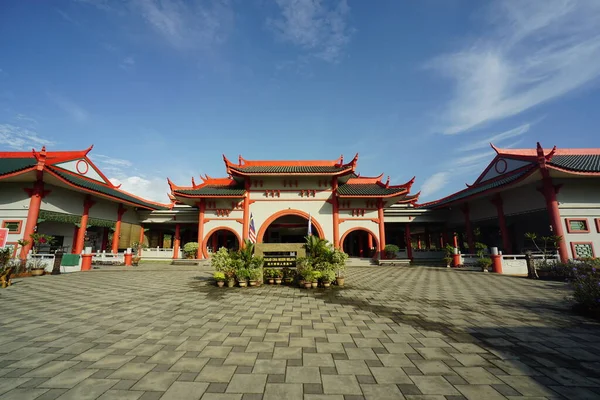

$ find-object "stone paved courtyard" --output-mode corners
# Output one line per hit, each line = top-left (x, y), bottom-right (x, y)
(1, 264), (600, 400)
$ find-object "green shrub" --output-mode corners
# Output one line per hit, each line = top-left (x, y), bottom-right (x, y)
(213, 272), (225, 281)
(211, 247), (231, 272)
(248, 268), (262, 281)
(183, 242), (199, 258)
(236, 268), (250, 281)
(476, 257), (492, 270)
(570, 263), (600, 315)
(272, 268), (283, 278)
(322, 269), (335, 282)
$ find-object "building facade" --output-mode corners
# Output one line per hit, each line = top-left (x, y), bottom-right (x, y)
(1, 143), (599, 264)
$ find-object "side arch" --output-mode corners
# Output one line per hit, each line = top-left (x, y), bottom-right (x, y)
(339, 227), (379, 256)
(202, 226), (242, 258)
(256, 209), (325, 243)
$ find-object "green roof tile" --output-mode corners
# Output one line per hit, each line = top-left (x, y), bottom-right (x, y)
(337, 183), (407, 196)
(175, 185), (246, 196)
(230, 165), (350, 174)
(0, 157), (36, 176)
(50, 168), (169, 210)
(550, 155), (600, 172)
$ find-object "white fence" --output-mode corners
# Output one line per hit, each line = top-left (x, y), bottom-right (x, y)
(92, 251), (125, 265)
(501, 253), (559, 275)
(141, 247), (179, 259)
(26, 252), (83, 273)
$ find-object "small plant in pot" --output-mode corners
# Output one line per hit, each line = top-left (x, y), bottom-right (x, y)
(384, 244), (400, 259)
(321, 269), (335, 288)
(236, 268), (250, 287)
(301, 268), (314, 289)
(265, 268), (275, 284)
(183, 242), (199, 259)
(443, 244), (455, 268)
(311, 271), (321, 288)
(248, 268), (261, 286)
(476, 257), (492, 272)
(214, 271), (226, 287)
(282, 267), (294, 284)
(274, 268), (283, 285)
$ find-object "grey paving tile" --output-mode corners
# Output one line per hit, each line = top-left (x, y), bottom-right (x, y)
(0, 388), (49, 400)
(39, 369), (98, 389)
(226, 374), (267, 394)
(322, 375), (362, 395)
(360, 384), (404, 400)
(262, 383), (303, 400)
(286, 367), (321, 383)
(54, 378), (117, 400)
(131, 372), (180, 392)
(159, 381), (209, 399)
(97, 390), (143, 400)
(107, 363), (156, 380)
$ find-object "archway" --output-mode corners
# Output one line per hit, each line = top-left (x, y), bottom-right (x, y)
(340, 227), (379, 258)
(257, 209), (324, 243)
(202, 227), (241, 258)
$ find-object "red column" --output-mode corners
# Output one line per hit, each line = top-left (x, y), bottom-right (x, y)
(20, 180), (47, 260)
(173, 224), (180, 259)
(112, 204), (126, 253)
(491, 195), (512, 254)
(461, 204), (475, 253)
(425, 227), (431, 250)
(211, 232), (218, 253)
(197, 199), (205, 259)
(438, 233), (444, 248)
(405, 224), (413, 260)
(138, 225), (145, 256)
(541, 176), (568, 262)
(358, 235), (364, 257)
(367, 234), (373, 256)
(377, 199), (386, 257)
(101, 228), (109, 251)
(332, 177), (340, 247)
(74, 196), (95, 254)
(242, 179), (250, 245)
(453, 232), (458, 248)
(71, 226), (79, 254)
(417, 235), (422, 250)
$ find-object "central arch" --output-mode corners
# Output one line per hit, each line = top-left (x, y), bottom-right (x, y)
(202, 226), (241, 258)
(257, 209), (325, 243)
(340, 227), (379, 258)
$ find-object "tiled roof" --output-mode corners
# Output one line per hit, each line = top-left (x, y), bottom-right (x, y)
(550, 155), (600, 172)
(174, 185), (246, 196)
(0, 158), (37, 176)
(49, 168), (169, 210)
(229, 165), (351, 174)
(337, 183), (407, 197)
(420, 167), (535, 208)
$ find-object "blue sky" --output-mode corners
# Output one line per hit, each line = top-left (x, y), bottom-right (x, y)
(1, 0), (599, 202)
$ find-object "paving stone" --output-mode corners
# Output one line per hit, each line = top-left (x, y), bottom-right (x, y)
(201, 394), (242, 400)
(303, 354), (335, 367)
(226, 374), (267, 394)
(334, 361), (370, 375)
(54, 378), (117, 400)
(34, 388), (68, 400)
(370, 367), (412, 384)
(159, 381), (209, 400)
(262, 383), (303, 400)
(360, 383), (403, 400)
(252, 360), (286, 374)
(39, 369), (98, 389)
(455, 384), (506, 400)
(131, 372), (180, 391)
(273, 348), (302, 360)
(224, 353), (258, 367)
(196, 366), (237, 383)
(169, 357), (209, 372)
(499, 375), (559, 396)
(206, 383), (229, 393)
(0, 388), (49, 400)
(286, 367), (321, 383)
(304, 383), (324, 394)
(409, 376), (460, 395)
(322, 375), (362, 395)
(107, 363), (156, 380)
(452, 367), (502, 384)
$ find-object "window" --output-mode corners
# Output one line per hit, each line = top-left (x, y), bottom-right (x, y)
(565, 218), (589, 233)
(1, 220), (22, 234)
(571, 242), (595, 259)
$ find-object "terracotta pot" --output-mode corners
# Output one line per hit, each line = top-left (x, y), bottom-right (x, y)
(311, 281), (318, 288)
(217, 281), (225, 287)
(304, 282), (312, 289)
(275, 278), (282, 285)
(31, 268), (45, 277)
(238, 280), (247, 287)
(227, 279), (235, 288)
(323, 281), (331, 288)
(268, 279), (274, 284)
(336, 277), (345, 287)
(249, 280), (257, 286)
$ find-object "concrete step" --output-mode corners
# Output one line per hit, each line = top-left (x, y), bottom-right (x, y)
(171, 259), (208, 266)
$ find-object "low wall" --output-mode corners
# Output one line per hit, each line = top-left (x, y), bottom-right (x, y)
(142, 247), (177, 259)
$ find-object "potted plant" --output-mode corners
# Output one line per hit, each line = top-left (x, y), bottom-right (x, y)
(311, 271), (320, 288)
(384, 244), (400, 259)
(28, 233), (54, 276)
(476, 257), (492, 272)
(236, 268), (249, 287)
(321, 269), (335, 288)
(274, 269), (283, 285)
(282, 267), (294, 284)
(330, 248), (348, 287)
(248, 268), (261, 286)
(183, 242), (199, 259)
(301, 268), (313, 289)
(214, 271), (226, 287)
(265, 268), (275, 284)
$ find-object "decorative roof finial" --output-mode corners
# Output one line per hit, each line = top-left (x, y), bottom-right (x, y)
(385, 176), (390, 188)
(191, 177), (197, 187)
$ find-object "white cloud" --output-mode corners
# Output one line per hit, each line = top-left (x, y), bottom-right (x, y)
(268, 0), (353, 63)
(132, 0), (234, 49)
(0, 124), (55, 150)
(119, 55), (135, 71)
(431, 0), (600, 134)
(420, 172), (450, 198)
(109, 175), (169, 203)
(459, 123), (531, 152)
(47, 93), (89, 122)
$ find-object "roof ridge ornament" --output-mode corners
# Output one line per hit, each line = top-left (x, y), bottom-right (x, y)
(385, 176), (390, 188)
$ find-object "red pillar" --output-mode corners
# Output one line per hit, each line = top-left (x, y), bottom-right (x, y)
(417, 235), (422, 250)
(112, 204), (126, 253)
(71, 226), (79, 254)
(491, 195), (512, 254)
(367, 234), (373, 256)
(358, 234), (364, 257)
(332, 177), (340, 247)
(377, 199), (386, 257)
(101, 228), (109, 251)
(242, 178), (250, 246)
(404, 224), (413, 260)
(541, 176), (568, 262)
(138, 225), (145, 256)
(211, 232), (218, 253)
(74, 196), (95, 254)
(173, 224), (180, 259)
(453, 232), (458, 248)
(461, 204), (475, 253)
(197, 199), (205, 259)
(20, 180), (47, 260)
(438, 233), (444, 248)
(425, 227), (431, 250)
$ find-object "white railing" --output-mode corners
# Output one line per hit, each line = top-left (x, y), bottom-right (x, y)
(141, 246), (178, 259)
(92, 251), (125, 265)
(501, 253), (559, 275)
(27, 253), (56, 273)
(459, 254), (480, 266)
